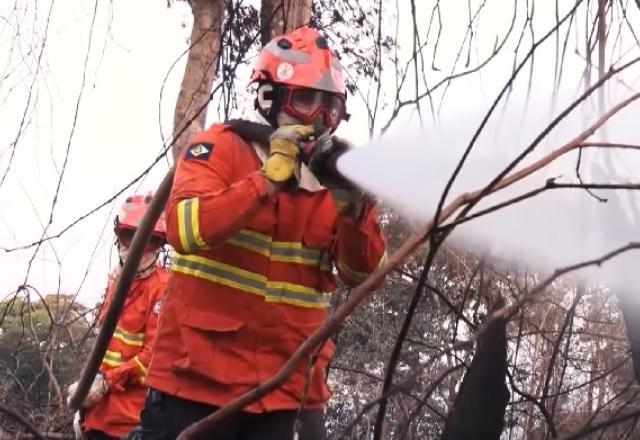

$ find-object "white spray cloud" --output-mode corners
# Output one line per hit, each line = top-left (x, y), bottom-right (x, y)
(339, 73), (640, 295)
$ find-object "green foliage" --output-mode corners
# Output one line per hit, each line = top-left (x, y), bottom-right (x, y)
(0, 293), (95, 434)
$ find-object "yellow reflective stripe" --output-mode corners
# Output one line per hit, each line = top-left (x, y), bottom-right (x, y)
(376, 250), (389, 269)
(172, 253), (268, 296)
(177, 198), (209, 252)
(227, 229), (332, 268)
(187, 198), (207, 250)
(319, 258), (333, 272)
(337, 250), (388, 283)
(103, 359), (123, 367)
(265, 282), (330, 307)
(105, 350), (122, 359)
(267, 280), (324, 296)
(238, 228), (271, 242)
(132, 356), (148, 376)
(263, 294), (330, 308)
(171, 252), (330, 308)
(103, 350), (124, 367)
(114, 327), (144, 341)
(271, 241), (324, 265)
(113, 327), (144, 347)
(226, 229), (271, 257)
(176, 199), (188, 250)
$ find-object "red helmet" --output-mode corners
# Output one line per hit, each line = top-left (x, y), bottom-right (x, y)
(114, 192), (166, 249)
(251, 26), (346, 94)
(251, 26), (348, 128)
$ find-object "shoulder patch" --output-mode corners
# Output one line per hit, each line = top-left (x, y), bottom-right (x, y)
(185, 142), (213, 160)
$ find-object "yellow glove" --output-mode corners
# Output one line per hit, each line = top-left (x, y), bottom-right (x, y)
(261, 125), (315, 183)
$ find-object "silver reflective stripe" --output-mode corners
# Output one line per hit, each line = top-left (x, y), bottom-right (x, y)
(264, 40), (311, 63)
(227, 229), (332, 268)
(171, 253), (330, 308)
(227, 230), (271, 257)
(331, 55), (343, 70)
(113, 327), (144, 346)
(177, 198), (208, 252)
(271, 244), (324, 263)
(182, 199), (201, 251)
(266, 284), (331, 307)
(337, 250), (389, 283)
(312, 70), (343, 95)
(174, 254), (267, 295)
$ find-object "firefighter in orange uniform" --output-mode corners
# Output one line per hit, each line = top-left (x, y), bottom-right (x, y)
(140, 26), (387, 439)
(68, 193), (169, 440)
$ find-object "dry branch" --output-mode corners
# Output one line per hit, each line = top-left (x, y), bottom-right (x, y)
(557, 407), (640, 439)
(173, 0), (224, 159)
(0, 402), (46, 440)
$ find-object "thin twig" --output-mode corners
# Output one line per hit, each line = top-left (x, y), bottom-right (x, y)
(0, 402), (46, 440)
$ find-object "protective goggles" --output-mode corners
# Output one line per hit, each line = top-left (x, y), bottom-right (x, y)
(116, 227), (165, 251)
(282, 87), (348, 128)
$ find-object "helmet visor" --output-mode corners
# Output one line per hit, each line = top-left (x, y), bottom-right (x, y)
(286, 87), (346, 128)
(116, 227), (165, 251)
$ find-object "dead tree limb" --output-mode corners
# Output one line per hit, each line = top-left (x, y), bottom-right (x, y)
(173, 0), (224, 159)
(557, 407), (640, 440)
(0, 402), (46, 440)
(18, 434), (73, 440)
(617, 292), (640, 384)
(439, 301), (509, 440)
(261, 0), (310, 46)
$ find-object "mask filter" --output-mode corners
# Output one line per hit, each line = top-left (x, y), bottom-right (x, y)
(117, 243), (158, 278)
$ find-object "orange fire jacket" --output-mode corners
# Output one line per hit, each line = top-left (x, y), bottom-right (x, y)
(145, 123), (387, 412)
(83, 265), (168, 438)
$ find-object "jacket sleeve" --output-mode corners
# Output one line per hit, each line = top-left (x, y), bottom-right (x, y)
(332, 202), (388, 287)
(103, 279), (164, 390)
(166, 126), (272, 254)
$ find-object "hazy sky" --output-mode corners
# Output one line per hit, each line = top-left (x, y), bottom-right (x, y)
(1, 0), (639, 307)
(0, 1), (192, 305)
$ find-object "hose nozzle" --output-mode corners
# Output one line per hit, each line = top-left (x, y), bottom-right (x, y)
(302, 134), (354, 190)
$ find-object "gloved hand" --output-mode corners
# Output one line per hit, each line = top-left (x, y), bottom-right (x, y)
(330, 187), (367, 217)
(308, 135), (353, 190)
(308, 135), (367, 217)
(261, 125), (315, 183)
(72, 411), (85, 440)
(67, 372), (109, 409)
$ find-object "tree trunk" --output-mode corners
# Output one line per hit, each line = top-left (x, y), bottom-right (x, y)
(617, 293), (640, 383)
(440, 309), (509, 440)
(523, 332), (543, 436)
(172, 0), (225, 160)
(260, 0), (312, 46)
